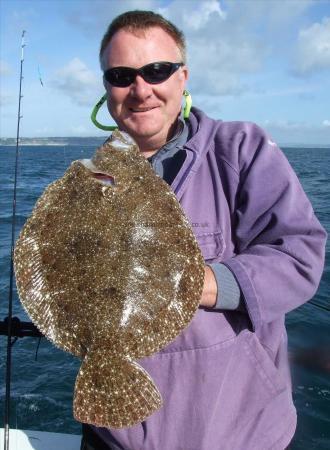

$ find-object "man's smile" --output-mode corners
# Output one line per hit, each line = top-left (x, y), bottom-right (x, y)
(129, 106), (158, 113)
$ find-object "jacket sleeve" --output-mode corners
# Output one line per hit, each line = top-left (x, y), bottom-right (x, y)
(208, 263), (244, 310)
(222, 123), (327, 332)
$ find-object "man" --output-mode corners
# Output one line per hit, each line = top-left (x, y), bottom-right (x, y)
(81, 10), (326, 450)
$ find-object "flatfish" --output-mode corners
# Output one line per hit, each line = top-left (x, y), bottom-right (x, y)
(14, 130), (205, 428)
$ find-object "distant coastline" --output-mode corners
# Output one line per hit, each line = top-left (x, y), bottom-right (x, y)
(0, 136), (329, 149)
(0, 137), (106, 147)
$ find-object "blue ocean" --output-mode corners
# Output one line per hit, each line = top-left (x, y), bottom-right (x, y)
(0, 142), (329, 449)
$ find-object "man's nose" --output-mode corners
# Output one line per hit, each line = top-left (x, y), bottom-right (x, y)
(130, 75), (153, 100)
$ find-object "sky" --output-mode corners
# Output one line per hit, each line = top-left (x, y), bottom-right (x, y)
(0, 0), (330, 145)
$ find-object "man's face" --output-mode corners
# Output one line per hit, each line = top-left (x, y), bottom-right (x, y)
(102, 27), (188, 152)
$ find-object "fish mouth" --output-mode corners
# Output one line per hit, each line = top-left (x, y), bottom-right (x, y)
(91, 172), (115, 186)
(80, 159), (115, 186)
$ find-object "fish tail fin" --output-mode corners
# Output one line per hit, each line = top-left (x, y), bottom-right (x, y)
(73, 351), (162, 428)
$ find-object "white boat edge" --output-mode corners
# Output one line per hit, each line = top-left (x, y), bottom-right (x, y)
(0, 428), (81, 450)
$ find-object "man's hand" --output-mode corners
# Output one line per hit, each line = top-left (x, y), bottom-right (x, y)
(200, 266), (217, 308)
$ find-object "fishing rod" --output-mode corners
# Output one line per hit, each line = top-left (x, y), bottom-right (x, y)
(0, 317), (42, 338)
(1, 299), (329, 341)
(3, 30), (26, 450)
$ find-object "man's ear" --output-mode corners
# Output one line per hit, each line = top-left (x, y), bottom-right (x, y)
(180, 65), (189, 82)
(179, 67), (188, 93)
(103, 76), (108, 90)
(184, 66), (189, 82)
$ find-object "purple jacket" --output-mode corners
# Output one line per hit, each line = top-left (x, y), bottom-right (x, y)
(95, 108), (327, 450)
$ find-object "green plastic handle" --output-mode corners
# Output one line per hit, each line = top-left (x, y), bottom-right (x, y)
(91, 90), (192, 130)
(183, 90), (192, 119)
(91, 94), (117, 131)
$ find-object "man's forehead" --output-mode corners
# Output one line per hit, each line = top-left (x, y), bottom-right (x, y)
(111, 26), (176, 43)
(104, 27), (182, 67)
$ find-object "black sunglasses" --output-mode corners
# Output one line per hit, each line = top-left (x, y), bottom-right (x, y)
(104, 61), (184, 87)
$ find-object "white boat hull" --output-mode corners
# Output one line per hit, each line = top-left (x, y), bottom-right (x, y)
(0, 428), (81, 450)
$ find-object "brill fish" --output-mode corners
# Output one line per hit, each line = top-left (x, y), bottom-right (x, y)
(14, 130), (205, 428)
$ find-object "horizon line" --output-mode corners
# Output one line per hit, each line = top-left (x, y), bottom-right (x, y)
(0, 136), (329, 149)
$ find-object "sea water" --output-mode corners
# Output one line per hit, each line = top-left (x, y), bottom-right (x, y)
(0, 143), (329, 449)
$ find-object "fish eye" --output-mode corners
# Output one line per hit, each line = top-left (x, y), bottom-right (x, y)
(109, 137), (132, 152)
(110, 130), (136, 150)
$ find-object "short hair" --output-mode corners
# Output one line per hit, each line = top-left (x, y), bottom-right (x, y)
(99, 10), (186, 70)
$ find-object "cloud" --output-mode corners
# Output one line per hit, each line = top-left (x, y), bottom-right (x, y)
(0, 92), (15, 107)
(181, 0), (226, 31)
(71, 124), (90, 134)
(35, 126), (54, 135)
(156, 0), (316, 96)
(229, 0), (312, 27)
(0, 60), (12, 76)
(158, 1), (267, 96)
(264, 119), (311, 131)
(66, 0), (156, 37)
(52, 57), (101, 106)
(63, 0), (318, 96)
(263, 119), (330, 135)
(293, 17), (330, 75)
(66, 0), (262, 96)
(245, 84), (319, 99)
(187, 37), (263, 95)
(263, 119), (330, 146)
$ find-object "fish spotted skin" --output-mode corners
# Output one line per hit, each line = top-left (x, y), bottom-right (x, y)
(14, 129), (205, 428)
